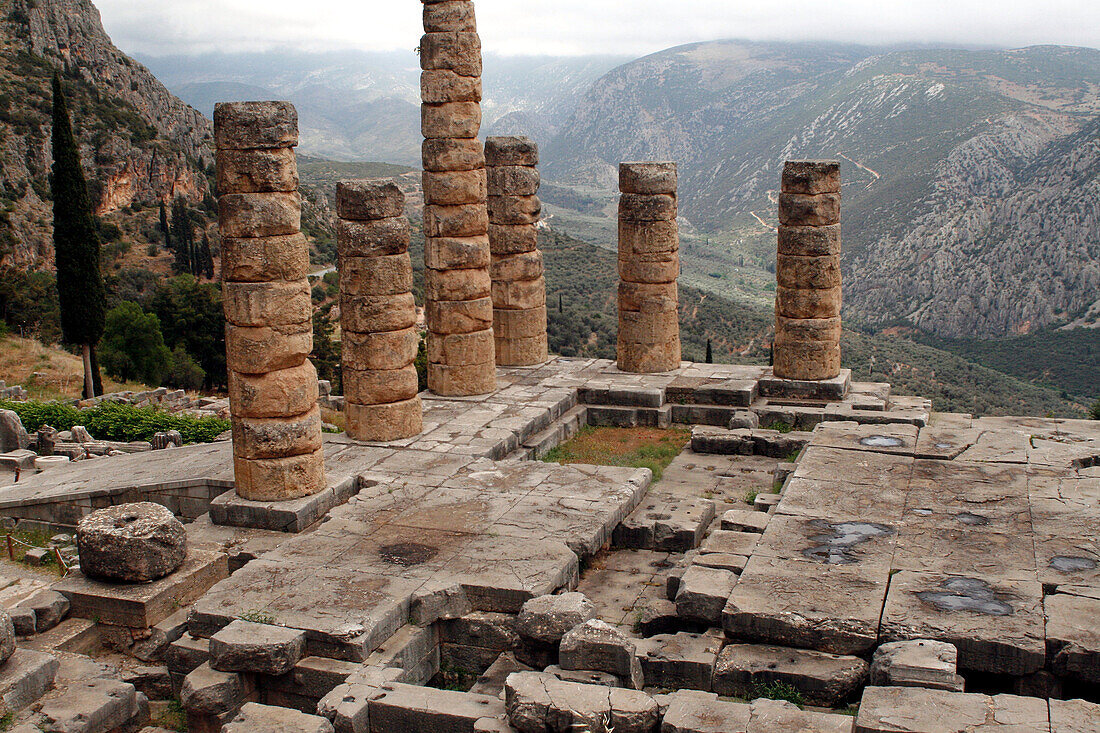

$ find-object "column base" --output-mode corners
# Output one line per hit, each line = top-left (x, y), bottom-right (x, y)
(210, 475), (359, 533)
(757, 368), (851, 401)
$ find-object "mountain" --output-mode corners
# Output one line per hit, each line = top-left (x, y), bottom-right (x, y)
(0, 0), (213, 269)
(139, 50), (628, 166)
(545, 41), (1100, 338)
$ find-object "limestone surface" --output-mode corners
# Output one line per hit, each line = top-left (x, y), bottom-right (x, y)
(76, 502), (187, 583)
(209, 619), (306, 676)
(516, 592), (597, 645)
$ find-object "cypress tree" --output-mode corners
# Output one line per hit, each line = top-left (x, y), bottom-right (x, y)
(50, 73), (105, 398)
(170, 198), (195, 275)
(158, 200), (169, 246)
(705, 338), (713, 364)
(200, 232), (214, 280)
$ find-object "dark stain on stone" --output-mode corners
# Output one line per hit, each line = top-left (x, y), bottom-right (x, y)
(1049, 556), (1097, 572)
(860, 435), (905, 448)
(801, 520), (895, 564)
(917, 576), (1013, 616)
(955, 512), (990, 526)
(378, 542), (438, 566)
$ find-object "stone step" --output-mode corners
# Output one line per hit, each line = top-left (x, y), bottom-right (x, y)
(613, 496), (715, 553)
(587, 404), (671, 429)
(578, 384), (664, 408)
(0, 648), (60, 714)
(713, 642), (868, 707)
(690, 426), (811, 458)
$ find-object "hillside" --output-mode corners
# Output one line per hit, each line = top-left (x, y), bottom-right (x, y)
(0, 0), (214, 269)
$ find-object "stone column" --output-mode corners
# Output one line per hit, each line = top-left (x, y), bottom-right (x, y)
(337, 181), (423, 441)
(215, 101), (326, 501)
(486, 136), (547, 366)
(420, 0), (496, 396)
(774, 160), (842, 380)
(617, 162), (681, 373)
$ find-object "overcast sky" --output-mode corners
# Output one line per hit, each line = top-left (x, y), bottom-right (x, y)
(96, 0), (1100, 58)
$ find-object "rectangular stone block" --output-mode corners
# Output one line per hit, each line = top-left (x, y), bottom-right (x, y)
(491, 277), (545, 310)
(487, 166), (539, 197)
(488, 223), (538, 255)
(782, 160), (841, 195)
(618, 281), (678, 312)
(493, 307), (546, 339)
(428, 329), (495, 366)
(495, 334), (548, 368)
(778, 224), (841, 257)
(619, 193), (676, 222)
(427, 267), (492, 302)
(1046, 590), (1100, 684)
(343, 328), (420, 371)
(633, 632), (720, 692)
(773, 341), (841, 381)
(219, 192), (301, 238)
(421, 69), (482, 104)
(426, 297), (494, 335)
(619, 219), (678, 256)
(422, 102), (481, 139)
(776, 254), (842, 290)
(427, 361), (496, 397)
(423, 138), (485, 172)
(231, 406), (323, 460)
(619, 309), (679, 344)
(210, 619), (306, 676)
(225, 321), (312, 375)
(425, 235), (491, 270)
(619, 256), (679, 284)
(617, 339), (681, 375)
(776, 286), (842, 319)
(229, 363), (319, 420)
(419, 31), (482, 77)
(233, 447), (326, 502)
(339, 254), (414, 296)
(484, 136), (538, 167)
(424, 203), (489, 237)
(778, 192), (840, 227)
(712, 643), (868, 707)
(337, 218), (411, 258)
(775, 316), (842, 344)
(491, 250), (543, 282)
(619, 162), (677, 195)
(854, 687), (1047, 733)
(223, 280), (312, 328)
(340, 292), (417, 333)
(346, 397), (423, 443)
(222, 234), (311, 283)
(336, 180), (403, 221)
(344, 365), (420, 406)
(216, 147), (298, 194)
(214, 101), (298, 151)
(424, 1), (477, 32)
(423, 168), (487, 206)
(487, 194), (541, 225)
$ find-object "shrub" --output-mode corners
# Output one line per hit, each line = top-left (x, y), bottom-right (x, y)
(99, 301), (172, 385)
(1090, 399), (1100, 421)
(0, 399), (228, 444)
(165, 345), (205, 391)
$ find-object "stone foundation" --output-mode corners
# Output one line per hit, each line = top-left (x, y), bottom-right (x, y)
(215, 101), (325, 501)
(336, 181), (422, 442)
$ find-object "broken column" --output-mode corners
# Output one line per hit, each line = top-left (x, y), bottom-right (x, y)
(774, 161), (842, 381)
(215, 101), (326, 501)
(486, 136), (547, 366)
(421, 0), (496, 395)
(617, 162), (681, 373)
(336, 181), (422, 441)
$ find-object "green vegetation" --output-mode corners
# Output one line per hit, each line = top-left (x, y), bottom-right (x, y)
(749, 680), (805, 706)
(150, 699), (186, 732)
(237, 610), (276, 625)
(99, 302), (172, 385)
(1090, 400), (1100, 421)
(543, 426), (691, 481)
(0, 399), (229, 444)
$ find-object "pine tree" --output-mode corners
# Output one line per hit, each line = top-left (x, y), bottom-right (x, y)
(199, 232), (214, 280)
(50, 73), (106, 399)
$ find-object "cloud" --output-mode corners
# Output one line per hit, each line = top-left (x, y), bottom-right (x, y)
(95, 0), (1100, 57)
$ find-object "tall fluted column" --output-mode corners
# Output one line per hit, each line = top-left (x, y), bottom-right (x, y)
(421, 0), (496, 395)
(617, 162), (681, 373)
(774, 160), (842, 380)
(337, 181), (422, 441)
(486, 136), (547, 366)
(215, 101), (325, 501)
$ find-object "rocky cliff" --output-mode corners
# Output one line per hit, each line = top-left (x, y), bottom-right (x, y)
(0, 0), (212, 269)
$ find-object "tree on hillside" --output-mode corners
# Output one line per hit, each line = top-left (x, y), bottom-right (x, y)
(151, 275), (226, 390)
(198, 232), (214, 280)
(170, 197), (195, 276)
(158, 200), (169, 246)
(99, 301), (172, 385)
(50, 73), (106, 399)
(311, 309), (340, 393)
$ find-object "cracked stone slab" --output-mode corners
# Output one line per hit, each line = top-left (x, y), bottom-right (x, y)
(880, 571), (1045, 676)
(1031, 496), (1100, 589)
(854, 686), (1048, 733)
(777, 476), (908, 524)
(811, 421), (919, 456)
(914, 425), (981, 459)
(754, 514), (897, 571)
(1050, 698), (1100, 733)
(633, 631), (721, 692)
(1045, 589), (1100, 684)
(792, 447), (913, 488)
(505, 670), (659, 733)
(713, 642), (867, 707)
(723, 555), (889, 655)
(892, 521), (1036, 582)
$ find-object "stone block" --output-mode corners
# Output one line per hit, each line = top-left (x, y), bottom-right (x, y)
(427, 361), (496, 397)
(225, 321), (312, 374)
(720, 509), (770, 533)
(778, 224), (841, 257)
(633, 632), (720, 692)
(426, 267), (492, 302)
(336, 218), (411, 258)
(233, 448), (327, 502)
(491, 250), (543, 282)
(775, 285), (842, 319)
(713, 643), (868, 706)
(618, 339), (681, 375)
(870, 639), (963, 692)
(39, 677), (148, 733)
(210, 619), (307, 675)
(854, 686), (1047, 733)
(343, 328), (420, 371)
(340, 256), (414, 298)
(222, 233), (311, 283)
(1046, 590), (1100, 683)
(9, 606), (35, 637)
(369, 682), (505, 732)
(619, 255), (680, 284)
(1051, 698), (1100, 733)
(422, 101), (482, 139)
(773, 340), (841, 381)
(778, 192), (840, 227)
(181, 662), (252, 718)
(485, 136), (538, 167)
(495, 335), (548, 367)
(775, 315), (842, 344)
(493, 307), (546, 340)
(675, 565), (737, 624)
(219, 191), (301, 238)
(782, 160), (841, 195)
(222, 280), (311, 328)
(0, 647), (59, 712)
(488, 195), (541, 225)
(559, 619), (643, 689)
(441, 611), (520, 650)
(424, 168), (488, 206)
(491, 277), (545, 310)
(424, 1), (477, 33)
(619, 193), (676, 222)
(421, 68), (483, 104)
(336, 180), (403, 221)
(619, 162), (677, 195)
(505, 671), (658, 733)
(428, 329), (495, 366)
(0, 409), (28, 452)
(224, 702), (335, 733)
(228, 363), (318, 419)
(22, 589), (69, 633)
(340, 293), (417, 333)
(77, 502), (187, 583)
(776, 254), (842, 290)
(516, 592), (596, 645)
(343, 365), (419, 406)
(487, 166), (539, 197)
(425, 234), (491, 270)
(470, 652), (533, 698)
(214, 101), (298, 151)
(618, 309), (679, 343)
(426, 297), (494, 334)
(345, 397), (423, 443)
(618, 219), (679, 257)
(231, 406), (323, 460)
(419, 31), (482, 77)
(216, 147), (298, 194)
(488, 223), (538, 255)
(618, 281), (678, 312)
(423, 137), (485, 172)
